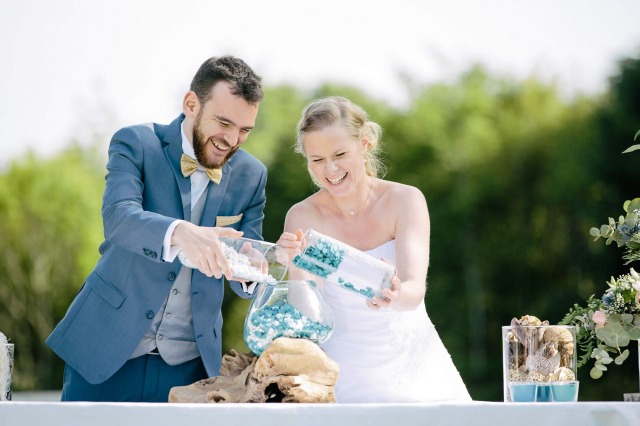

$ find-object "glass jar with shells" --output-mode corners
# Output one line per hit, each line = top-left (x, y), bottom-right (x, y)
(503, 315), (578, 402)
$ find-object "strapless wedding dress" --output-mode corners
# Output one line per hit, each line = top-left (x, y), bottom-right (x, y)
(320, 240), (472, 403)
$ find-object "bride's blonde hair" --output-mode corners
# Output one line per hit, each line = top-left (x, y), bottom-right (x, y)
(295, 96), (386, 186)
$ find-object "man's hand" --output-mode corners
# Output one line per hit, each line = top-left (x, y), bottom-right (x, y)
(172, 222), (243, 278)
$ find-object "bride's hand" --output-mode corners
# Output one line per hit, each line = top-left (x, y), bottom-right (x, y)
(276, 229), (304, 262)
(366, 274), (400, 310)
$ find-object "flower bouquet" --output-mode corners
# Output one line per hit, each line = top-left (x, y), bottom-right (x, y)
(560, 135), (640, 380)
(561, 268), (640, 379)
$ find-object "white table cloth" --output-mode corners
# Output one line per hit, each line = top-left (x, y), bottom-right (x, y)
(1, 401), (639, 426)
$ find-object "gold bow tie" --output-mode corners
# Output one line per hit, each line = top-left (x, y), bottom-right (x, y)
(180, 154), (222, 184)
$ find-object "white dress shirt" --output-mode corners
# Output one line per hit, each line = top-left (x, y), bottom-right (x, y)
(162, 122), (255, 293)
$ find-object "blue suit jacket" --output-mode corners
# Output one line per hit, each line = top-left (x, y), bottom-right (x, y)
(46, 114), (267, 384)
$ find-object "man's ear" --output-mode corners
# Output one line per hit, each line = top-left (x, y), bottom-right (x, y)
(182, 91), (200, 118)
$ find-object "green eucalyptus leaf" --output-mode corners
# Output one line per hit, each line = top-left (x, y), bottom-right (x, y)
(594, 360), (608, 371)
(622, 144), (640, 154)
(590, 227), (601, 237)
(615, 349), (630, 365)
(628, 198), (640, 212)
(621, 313), (635, 324)
(597, 323), (630, 348)
(600, 356), (613, 364)
(628, 328), (640, 340)
(606, 314), (623, 325)
(592, 346), (609, 359)
(590, 367), (603, 379)
(634, 129), (640, 140)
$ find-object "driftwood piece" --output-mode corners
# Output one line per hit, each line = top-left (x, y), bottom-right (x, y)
(169, 337), (339, 403)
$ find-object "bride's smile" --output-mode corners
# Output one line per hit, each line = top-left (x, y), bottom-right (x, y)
(327, 172), (348, 185)
(304, 123), (369, 201)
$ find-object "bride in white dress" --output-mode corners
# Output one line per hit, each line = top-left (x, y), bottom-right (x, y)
(277, 96), (471, 403)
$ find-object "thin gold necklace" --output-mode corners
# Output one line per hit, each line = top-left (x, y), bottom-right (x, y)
(328, 179), (374, 216)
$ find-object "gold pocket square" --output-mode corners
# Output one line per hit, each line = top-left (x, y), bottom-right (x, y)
(216, 214), (243, 227)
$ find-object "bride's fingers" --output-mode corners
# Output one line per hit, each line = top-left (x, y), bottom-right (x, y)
(366, 299), (381, 310)
(376, 295), (391, 308)
(381, 276), (400, 300)
(382, 287), (397, 300)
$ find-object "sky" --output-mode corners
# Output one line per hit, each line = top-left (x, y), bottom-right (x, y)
(1, 0), (640, 165)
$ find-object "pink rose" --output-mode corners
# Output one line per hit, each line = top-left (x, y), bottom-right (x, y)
(592, 310), (607, 329)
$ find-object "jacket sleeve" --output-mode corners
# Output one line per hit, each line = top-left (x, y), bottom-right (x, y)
(101, 126), (175, 262)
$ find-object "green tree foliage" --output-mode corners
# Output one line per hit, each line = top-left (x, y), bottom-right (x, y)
(0, 145), (104, 390)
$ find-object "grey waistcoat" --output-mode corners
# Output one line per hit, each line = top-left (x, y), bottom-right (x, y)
(130, 183), (209, 365)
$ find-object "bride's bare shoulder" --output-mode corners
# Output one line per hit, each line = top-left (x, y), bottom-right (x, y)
(379, 179), (427, 205)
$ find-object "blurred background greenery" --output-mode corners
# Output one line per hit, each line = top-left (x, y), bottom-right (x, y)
(1, 53), (639, 401)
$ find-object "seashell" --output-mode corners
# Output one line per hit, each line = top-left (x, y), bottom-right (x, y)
(528, 371), (547, 382)
(518, 315), (544, 327)
(505, 331), (519, 343)
(526, 342), (561, 376)
(550, 367), (576, 382)
(560, 342), (574, 356)
(543, 326), (573, 344)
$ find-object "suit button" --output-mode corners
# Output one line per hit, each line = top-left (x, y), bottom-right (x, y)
(146, 310), (154, 319)
(168, 272), (176, 281)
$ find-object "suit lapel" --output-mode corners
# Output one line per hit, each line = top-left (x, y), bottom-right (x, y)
(162, 115), (191, 221)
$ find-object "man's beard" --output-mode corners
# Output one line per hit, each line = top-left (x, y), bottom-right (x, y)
(192, 118), (238, 169)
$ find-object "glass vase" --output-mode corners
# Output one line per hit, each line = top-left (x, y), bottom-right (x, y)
(291, 228), (395, 299)
(244, 280), (334, 355)
(179, 236), (288, 283)
(502, 325), (578, 402)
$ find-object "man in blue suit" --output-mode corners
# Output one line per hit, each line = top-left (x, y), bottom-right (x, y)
(46, 55), (266, 402)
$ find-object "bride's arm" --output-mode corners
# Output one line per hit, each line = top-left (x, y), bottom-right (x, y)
(277, 204), (324, 290)
(373, 185), (429, 311)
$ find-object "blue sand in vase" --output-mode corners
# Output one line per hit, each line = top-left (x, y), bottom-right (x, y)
(293, 229), (395, 299)
(245, 299), (333, 355)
